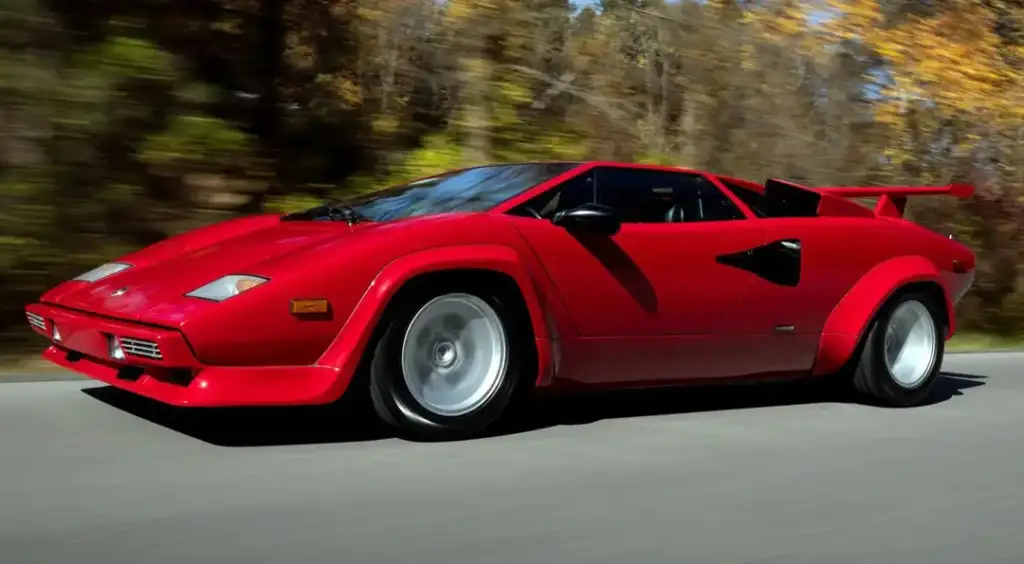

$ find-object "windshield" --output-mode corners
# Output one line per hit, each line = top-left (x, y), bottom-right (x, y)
(329, 162), (580, 222)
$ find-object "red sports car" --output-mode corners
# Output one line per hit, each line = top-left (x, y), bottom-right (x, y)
(25, 161), (976, 439)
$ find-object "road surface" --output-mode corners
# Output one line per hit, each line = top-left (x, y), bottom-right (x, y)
(1, 352), (1022, 564)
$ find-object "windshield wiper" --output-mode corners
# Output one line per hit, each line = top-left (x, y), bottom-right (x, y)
(282, 200), (368, 224)
(323, 201), (368, 224)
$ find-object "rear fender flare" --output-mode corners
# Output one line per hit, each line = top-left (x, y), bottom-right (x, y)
(316, 244), (553, 397)
(812, 255), (953, 376)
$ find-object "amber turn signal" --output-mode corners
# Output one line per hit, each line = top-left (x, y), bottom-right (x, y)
(290, 299), (330, 315)
(236, 278), (264, 293)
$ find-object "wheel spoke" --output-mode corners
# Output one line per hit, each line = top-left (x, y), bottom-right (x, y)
(400, 294), (509, 417)
(882, 300), (937, 389)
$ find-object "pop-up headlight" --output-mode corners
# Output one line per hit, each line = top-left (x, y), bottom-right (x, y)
(73, 262), (132, 282)
(185, 275), (268, 302)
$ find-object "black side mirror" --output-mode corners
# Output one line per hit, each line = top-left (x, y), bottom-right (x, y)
(552, 203), (622, 236)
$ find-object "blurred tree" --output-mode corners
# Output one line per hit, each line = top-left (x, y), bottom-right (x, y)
(0, 1), (260, 344)
(1, 0), (1023, 345)
(829, 0), (1024, 330)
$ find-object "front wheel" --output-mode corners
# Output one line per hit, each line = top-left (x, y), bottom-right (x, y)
(368, 290), (525, 440)
(851, 291), (945, 407)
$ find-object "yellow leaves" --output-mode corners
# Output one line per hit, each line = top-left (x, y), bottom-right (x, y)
(730, 1), (815, 56)
(535, 132), (589, 161)
(497, 79), (531, 105)
(774, 16), (805, 37)
(882, 147), (904, 161)
(459, 57), (490, 83)
(336, 79), (363, 108)
(740, 43), (757, 70)
(760, 0), (808, 37)
(830, 0), (1024, 122)
(371, 113), (400, 136)
(446, 0), (506, 24)
(636, 152), (678, 166)
(389, 133), (466, 182)
(446, 0), (476, 21)
(873, 100), (906, 127)
(264, 194), (324, 214)
(485, 78), (532, 129)
(824, 0), (882, 40)
(315, 73), (363, 109)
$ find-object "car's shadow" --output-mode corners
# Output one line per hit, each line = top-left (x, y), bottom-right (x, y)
(82, 371), (988, 447)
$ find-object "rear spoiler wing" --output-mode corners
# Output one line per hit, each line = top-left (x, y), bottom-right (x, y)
(761, 179), (974, 218)
(777, 180), (975, 219)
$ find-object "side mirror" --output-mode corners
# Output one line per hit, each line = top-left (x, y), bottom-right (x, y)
(552, 203), (622, 236)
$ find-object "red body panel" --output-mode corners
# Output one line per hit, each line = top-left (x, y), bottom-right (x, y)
(26, 161), (977, 407)
(505, 216), (778, 384)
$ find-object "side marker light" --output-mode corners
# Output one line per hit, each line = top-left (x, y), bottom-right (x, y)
(290, 299), (331, 316)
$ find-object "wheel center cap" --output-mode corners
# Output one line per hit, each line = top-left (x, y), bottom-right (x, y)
(433, 341), (457, 368)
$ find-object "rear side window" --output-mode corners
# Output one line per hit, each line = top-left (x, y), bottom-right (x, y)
(595, 167), (746, 223)
(720, 178), (820, 218)
(720, 180), (769, 218)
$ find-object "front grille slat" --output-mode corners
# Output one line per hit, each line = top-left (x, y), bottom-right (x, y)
(119, 337), (163, 361)
(26, 312), (46, 331)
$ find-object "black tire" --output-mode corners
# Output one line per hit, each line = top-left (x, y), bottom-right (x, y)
(850, 290), (945, 407)
(367, 287), (528, 441)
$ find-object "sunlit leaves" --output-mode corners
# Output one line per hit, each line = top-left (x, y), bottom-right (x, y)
(86, 36), (177, 81)
(3, 0), (1024, 342)
(828, 0), (1023, 119)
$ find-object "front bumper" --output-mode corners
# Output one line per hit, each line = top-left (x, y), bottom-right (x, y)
(26, 303), (348, 407)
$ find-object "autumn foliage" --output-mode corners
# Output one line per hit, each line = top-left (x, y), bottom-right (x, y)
(1, 0), (1022, 346)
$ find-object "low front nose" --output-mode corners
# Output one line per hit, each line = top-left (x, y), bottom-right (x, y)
(952, 270), (975, 304)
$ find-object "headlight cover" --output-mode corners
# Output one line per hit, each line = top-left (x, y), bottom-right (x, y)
(185, 275), (268, 302)
(73, 262), (132, 282)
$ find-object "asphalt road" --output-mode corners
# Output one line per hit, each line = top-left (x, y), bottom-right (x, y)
(1, 352), (1022, 564)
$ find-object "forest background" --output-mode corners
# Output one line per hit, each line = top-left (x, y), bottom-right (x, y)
(2, 0), (1022, 359)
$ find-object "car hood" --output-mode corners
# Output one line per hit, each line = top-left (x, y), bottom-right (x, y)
(43, 220), (362, 326)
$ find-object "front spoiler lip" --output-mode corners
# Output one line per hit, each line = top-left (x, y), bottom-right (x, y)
(43, 345), (347, 407)
(25, 303), (198, 368)
(27, 303), (353, 407)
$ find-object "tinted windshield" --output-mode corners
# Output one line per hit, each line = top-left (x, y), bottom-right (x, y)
(339, 162), (580, 221)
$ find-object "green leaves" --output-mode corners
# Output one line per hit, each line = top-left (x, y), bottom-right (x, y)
(1, 0), (1023, 346)
(140, 115), (253, 167)
(86, 36), (177, 81)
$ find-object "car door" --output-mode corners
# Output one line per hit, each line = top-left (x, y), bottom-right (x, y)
(713, 178), (877, 375)
(505, 165), (768, 385)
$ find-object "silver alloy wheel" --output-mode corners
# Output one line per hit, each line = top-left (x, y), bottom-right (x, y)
(883, 300), (938, 389)
(400, 293), (509, 417)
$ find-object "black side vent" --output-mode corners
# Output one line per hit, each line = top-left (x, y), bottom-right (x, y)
(716, 239), (802, 287)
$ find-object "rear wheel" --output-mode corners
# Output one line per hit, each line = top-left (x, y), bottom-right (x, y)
(368, 289), (526, 440)
(850, 290), (945, 407)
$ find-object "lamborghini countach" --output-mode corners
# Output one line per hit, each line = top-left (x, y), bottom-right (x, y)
(25, 161), (976, 439)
